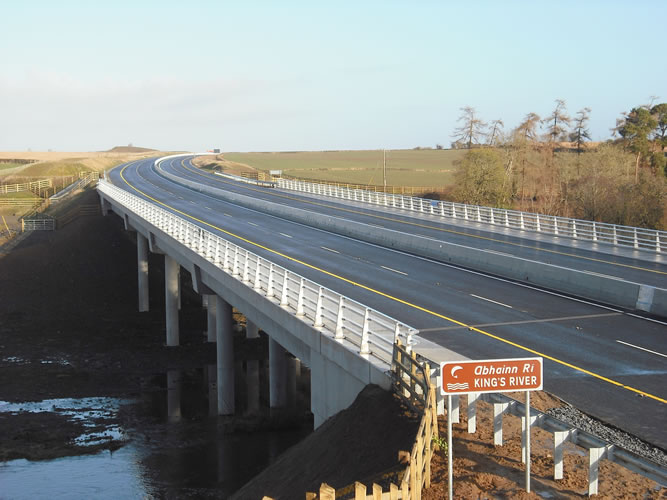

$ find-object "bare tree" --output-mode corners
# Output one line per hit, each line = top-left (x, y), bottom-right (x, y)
(451, 106), (486, 149)
(486, 119), (504, 146)
(542, 99), (571, 143)
(515, 113), (541, 142)
(569, 107), (592, 154)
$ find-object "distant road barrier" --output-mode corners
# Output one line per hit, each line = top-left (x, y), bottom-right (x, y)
(98, 179), (417, 368)
(277, 178), (666, 253)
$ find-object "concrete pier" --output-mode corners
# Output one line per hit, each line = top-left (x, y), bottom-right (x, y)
(137, 233), (149, 312)
(216, 296), (235, 415)
(246, 320), (259, 339)
(165, 255), (180, 346)
(246, 360), (260, 413)
(167, 370), (182, 423)
(269, 337), (288, 408)
(206, 294), (217, 342)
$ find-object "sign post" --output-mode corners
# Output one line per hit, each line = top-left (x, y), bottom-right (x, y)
(440, 357), (543, 498)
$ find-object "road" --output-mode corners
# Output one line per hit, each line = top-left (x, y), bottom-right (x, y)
(108, 156), (667, 450)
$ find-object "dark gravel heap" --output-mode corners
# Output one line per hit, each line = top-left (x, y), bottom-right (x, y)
(547, 405), (667, 468)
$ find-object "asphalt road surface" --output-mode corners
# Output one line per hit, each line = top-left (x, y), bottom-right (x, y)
(107, 156), (667, 450)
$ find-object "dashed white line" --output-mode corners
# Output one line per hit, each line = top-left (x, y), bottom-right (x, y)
(248, 222), (258, 226)
(205, 206), (212, 210)
(321, 246), (340, 254)
(470, 294), (513, 308)
(616, 340), (667, 358)
(223, 213), (232, 217)
(280, 232), (293, 238)
(381, 265), (408, 276)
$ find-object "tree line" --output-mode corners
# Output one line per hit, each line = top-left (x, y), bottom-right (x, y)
(447, 99), (667, 229)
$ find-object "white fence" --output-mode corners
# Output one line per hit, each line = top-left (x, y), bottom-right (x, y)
(277, 179), (666, 253)
(98, 180), (417, 368)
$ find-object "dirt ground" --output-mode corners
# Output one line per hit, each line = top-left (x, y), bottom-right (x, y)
(0, 187), (664, 498)
(424, 393), (664, 499)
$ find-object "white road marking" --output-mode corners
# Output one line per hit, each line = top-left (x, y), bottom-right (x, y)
(626, 313), (667, 326)
(223, 213), (232, 217)
(616, 340), (667, 358)
(248, 222), (258, 226)
(381, 265), (408, 276)
(321, 246), (340, 254)
(470, 294), (513, 308)
(205, 206), (212, 210)
(280, 232), (293, 238)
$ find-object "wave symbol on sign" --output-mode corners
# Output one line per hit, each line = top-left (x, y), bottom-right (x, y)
(447, 383), (469, 390)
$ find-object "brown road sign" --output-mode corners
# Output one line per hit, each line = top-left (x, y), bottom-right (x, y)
(441, 357), (543, 395)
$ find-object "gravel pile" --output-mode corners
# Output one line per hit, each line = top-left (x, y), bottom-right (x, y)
(547, 405), (667, 468)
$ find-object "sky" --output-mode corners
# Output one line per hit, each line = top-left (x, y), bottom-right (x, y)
(1, 0), (665, 152)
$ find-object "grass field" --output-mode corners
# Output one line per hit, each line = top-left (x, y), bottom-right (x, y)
(0, 150), (161, 181)
(223, 149), (466, 188)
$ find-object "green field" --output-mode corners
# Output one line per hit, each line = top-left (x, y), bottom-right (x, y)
(0, 162), (23, 171)
(224, 149), (465, 188)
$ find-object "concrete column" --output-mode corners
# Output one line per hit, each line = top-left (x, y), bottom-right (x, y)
(165, 255), (179, 346)
(216, 295), (234, 415)
(167, 370), (182, 423)
(287, 356), (298, 407)
(177, 268), (182, 311)
(246, 360), (260, 413)
(206, 295), (217, 342)
(207, 364), (217, 416)
(246, 320), (259, 339)
(137, 233), (149, 312)
(269, 337), (288, 409)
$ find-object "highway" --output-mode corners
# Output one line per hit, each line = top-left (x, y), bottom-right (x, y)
(108, 156), (667, 450)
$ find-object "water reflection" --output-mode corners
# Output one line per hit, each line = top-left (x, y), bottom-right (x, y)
(0, 366), (312, 498)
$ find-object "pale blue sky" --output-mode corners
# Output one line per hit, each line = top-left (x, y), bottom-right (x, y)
(1, 0), (664, 152)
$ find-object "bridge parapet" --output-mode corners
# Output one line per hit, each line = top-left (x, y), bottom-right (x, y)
(97, 179), (418, 425)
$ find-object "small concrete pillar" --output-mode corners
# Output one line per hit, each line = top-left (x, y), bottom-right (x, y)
(177, 267), (182, 311)
(206, 294), (217, 342)
(246, 359), (260, 413)
(269, 337), (288, 408)
(207, 364), (217, 417)
(246, 320), (259, 339)
(164, 255), (179, 346)
(137, 233), (149, 312)
(167, 370), (182, 422)
(287, 356), (298, 407)
(216, 295), (234, 415)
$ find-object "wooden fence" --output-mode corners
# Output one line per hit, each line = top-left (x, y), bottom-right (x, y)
(0, 178), (52, 195)
(265, 340), (438, 500)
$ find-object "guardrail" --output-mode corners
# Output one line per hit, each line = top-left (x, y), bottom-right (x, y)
(98, 179), (417, 368)
(50, 173), (99, 202)
(214, 171), (276, 188)
(277, 178), (666, 253)
(424, 366), (667, 496)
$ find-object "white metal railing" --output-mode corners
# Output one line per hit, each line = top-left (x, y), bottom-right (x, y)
(214, 171), (276, 188)
(21, 216), (55, 231)
(277, 179), (666, 253)
(98, 180), (417, 368)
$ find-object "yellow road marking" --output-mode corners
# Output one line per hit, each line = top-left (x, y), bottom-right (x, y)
(176, 157), (666, 277)
(119, 161), (667, 404)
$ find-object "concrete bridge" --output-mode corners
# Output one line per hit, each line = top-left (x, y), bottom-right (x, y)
(98, 178), (421, 427)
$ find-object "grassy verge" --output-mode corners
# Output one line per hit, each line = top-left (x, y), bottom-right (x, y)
(223, 149), (465, 188)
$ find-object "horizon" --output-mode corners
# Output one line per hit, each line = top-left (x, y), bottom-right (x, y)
(2, 1), (665, 152)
